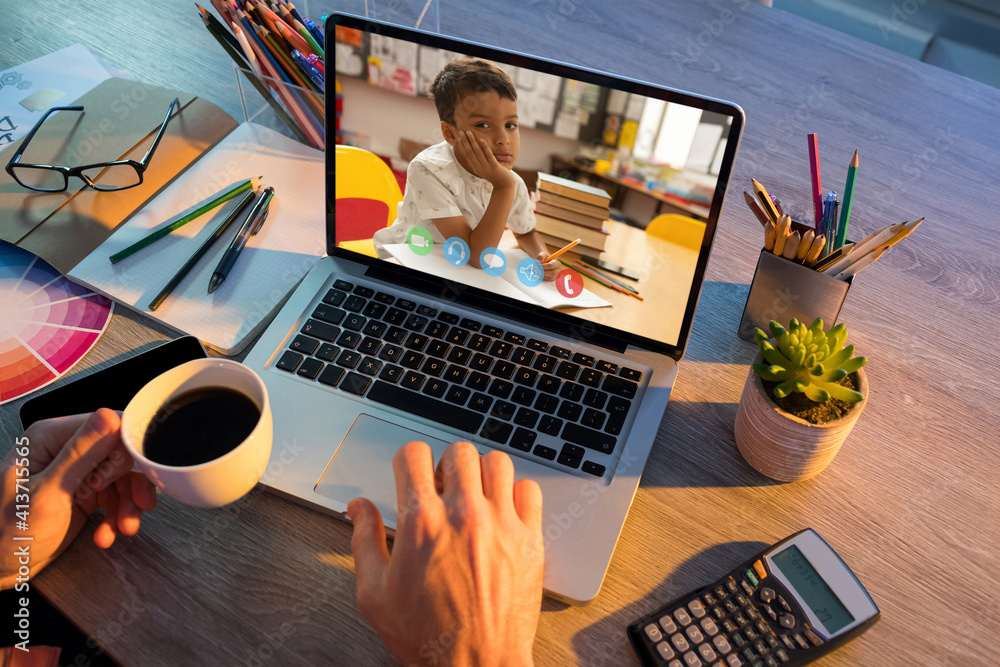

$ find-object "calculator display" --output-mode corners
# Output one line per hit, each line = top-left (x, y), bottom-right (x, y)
(771, 544), (854, 634)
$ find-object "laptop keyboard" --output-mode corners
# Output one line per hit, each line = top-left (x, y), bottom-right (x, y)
(271, 277), (646, 480)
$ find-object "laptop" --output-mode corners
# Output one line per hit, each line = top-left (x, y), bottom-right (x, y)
(242, 12), (744, 604)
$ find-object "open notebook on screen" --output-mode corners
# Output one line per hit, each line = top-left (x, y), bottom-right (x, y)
(242, 13), (744, 604)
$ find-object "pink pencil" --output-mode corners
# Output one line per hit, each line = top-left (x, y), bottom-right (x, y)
(808, 133), (823, 230)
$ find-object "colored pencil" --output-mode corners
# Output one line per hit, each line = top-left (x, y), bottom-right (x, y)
(808, 133), (823, 229)
(836, 150), (858, 250)
(148, 187), (258, 310)
(744, 190), (769, 227)
(110, 177), (262, 263)
(572, 261), (639, 294)
(196, 5), (308, 144)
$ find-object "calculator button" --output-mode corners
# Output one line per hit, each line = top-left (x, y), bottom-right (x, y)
(726, 580), (739, 595)
(775, 648), (790, 663)
(753, 560), (767, 581)
(762, 605), (778, 621)
(685, 625), (704, 644)
(754, 640), (768, 655)
(765, 635), (780, 651)
(714, 586), (727, 600)
(682, 651), (701, 667)
(777, 596), (792, 613)
(759, 587), (776, 604)
(722, 619), (737, 634)
(698, 643), (718, 663)
(764, 655), (779, 667)
(656, 641), (677, 660)
(667, 661), (683, 667)
(730, 632), (746, 648)
(724, 600), (738, 615)
(674, 608), (693, 627)
(793, 633), (810, 650)
(756, 621), (770, 636)
(725, 654), (743, 667)
(743, 569), (759, 588)
(779, 614), (796, 629)
(644, 623), (664, 643)
(660, 615), (678, 634)
(671, 633), (691, 652)
(779, 634), (796, 650)
(700, 617), (719, 637)
(712, 634), (732, 654)
(688, 599), (707, 619)
(743, 626), (757, 641)
(735, 594), (749, 608)
(740, 580), (754, 596)
(711, 606), (725, 620)
(804, 629), (824, 646)
(734, 613), (748, 627)
(703, 592), (717, 606)
(745, 607), (759, 622)
(741, 647), (756, 663)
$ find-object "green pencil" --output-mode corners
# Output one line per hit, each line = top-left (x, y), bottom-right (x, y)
(836, 150), (858, 250)
(109, 177), (261, 264)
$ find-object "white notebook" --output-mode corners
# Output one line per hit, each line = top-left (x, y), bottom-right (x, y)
(68, 122), (326, 355)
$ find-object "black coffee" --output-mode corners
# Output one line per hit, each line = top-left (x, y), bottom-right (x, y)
(143, 387), (260, 467)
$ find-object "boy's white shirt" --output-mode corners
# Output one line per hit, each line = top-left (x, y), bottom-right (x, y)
(373, 141), (535, 256)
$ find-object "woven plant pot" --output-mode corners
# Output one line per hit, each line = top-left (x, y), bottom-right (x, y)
(734, 355), (868, 482)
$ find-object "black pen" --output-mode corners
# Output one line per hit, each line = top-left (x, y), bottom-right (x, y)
(147, 188), (257, 311)
(208, 186), (274, 294)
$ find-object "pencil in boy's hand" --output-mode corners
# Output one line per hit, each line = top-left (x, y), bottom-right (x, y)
(109, 177), (262, 264)
(543, 238), (580, 263)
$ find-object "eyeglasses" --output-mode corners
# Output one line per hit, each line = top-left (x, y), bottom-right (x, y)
(4, 97), (179, 192)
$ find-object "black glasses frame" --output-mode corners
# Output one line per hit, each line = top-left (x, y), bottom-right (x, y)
(4, 97), (180, 192)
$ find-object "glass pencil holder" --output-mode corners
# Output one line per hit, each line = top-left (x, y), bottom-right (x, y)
(738, 218), (855, 340)
(234, 63), (325, 151)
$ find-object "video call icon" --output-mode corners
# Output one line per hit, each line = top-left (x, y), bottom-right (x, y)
(444, 237), (470, 267)
(407, 226), (434, 256)
(479, 248), (506, 277)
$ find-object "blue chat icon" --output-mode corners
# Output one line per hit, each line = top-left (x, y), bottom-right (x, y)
(479, 248), (506, 277)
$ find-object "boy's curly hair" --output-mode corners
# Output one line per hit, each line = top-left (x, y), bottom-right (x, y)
(428, 57), (517, 125)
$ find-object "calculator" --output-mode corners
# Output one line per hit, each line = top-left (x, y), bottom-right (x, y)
(626, 529), (879, 667)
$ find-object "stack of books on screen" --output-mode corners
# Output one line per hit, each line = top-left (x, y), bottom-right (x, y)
(533, 173), (612, 256)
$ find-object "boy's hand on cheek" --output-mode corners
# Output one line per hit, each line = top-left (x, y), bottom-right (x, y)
(457, 131), (515, 190)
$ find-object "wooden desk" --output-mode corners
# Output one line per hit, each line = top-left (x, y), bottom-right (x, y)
(550, 154), (712, 222)
(2, 2), (998, 666)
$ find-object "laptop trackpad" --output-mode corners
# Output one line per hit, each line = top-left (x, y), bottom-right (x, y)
(313, 414), (451, 527)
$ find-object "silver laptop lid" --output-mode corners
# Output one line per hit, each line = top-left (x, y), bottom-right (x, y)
(327, 13), (744, 360)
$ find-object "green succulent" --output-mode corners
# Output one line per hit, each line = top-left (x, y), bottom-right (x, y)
(753, 318), (867, 403)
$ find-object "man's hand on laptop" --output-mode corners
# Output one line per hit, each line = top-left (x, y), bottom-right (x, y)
(349, 441), (544, 666)
(1, 409), (157, 589)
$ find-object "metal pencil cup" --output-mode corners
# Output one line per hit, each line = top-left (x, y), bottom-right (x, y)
(738, 250), (853, 340)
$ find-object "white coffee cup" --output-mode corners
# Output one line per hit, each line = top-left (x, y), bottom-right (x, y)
(121, 359), (272, 508)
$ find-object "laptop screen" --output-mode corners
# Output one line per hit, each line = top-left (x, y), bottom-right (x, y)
(328, 14), (743, 359)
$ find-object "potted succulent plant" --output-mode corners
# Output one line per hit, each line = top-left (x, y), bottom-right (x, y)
(734, 317), (868, 482)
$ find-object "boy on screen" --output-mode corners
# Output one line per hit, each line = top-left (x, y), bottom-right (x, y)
(373, 58), (560, 280)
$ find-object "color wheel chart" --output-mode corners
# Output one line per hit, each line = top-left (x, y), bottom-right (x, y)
(1, 241), (113, 405)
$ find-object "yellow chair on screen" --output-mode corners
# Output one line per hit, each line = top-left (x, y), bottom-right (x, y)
(335, 145), (403, 257)
(645, 213), (706, 251)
